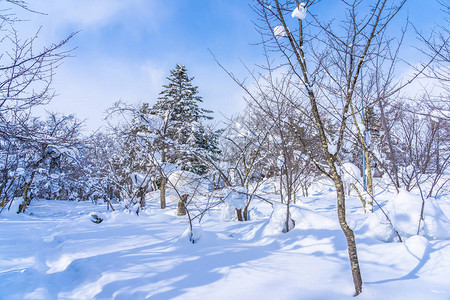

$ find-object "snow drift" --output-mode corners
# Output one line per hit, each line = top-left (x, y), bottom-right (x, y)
(360, 190), (450, 242)
(264, 203), (295, 235)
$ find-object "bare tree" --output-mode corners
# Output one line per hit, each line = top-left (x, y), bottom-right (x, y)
(218, 112), (273, 221)
(105, 102), (162, 211)
(0, 1), (75, 137)
(252, 0), (415, 294)
(217, 56), (323, 229)
(0, 1), (75, 212)
(419, 1), (450, 95)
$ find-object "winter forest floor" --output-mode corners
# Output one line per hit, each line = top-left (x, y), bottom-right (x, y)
(1, 183), (450, 300)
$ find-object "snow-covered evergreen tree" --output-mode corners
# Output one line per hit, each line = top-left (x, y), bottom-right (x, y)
(150, 64), (219, 174)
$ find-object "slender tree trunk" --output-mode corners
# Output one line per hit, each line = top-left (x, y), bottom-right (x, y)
(177, 194), (188, 216)
(351, 183), (367, 212)
(17, 171), (36, 214)
(160, 177), (166, 209)
(332, 170), (363, 295)
(279, 171), (284, 203)
(285, 172), (292, 232)
(243, 205), (249, 221)
(350, 103), (374, 211)
(17, 150), (49, 214)
(139, 187), (146, 209)
(285, 197), (291, 233)
(308, 88), (363, 294)
(364, 151), (374, 211)
(310, 90), (363, 294)
(236, 208), (243, 221)
(160, 149), (167, 209)
(378, 100), (400, 190)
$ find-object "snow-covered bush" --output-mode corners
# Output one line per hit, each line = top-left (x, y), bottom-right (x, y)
(167, 170), (206, 195)
(180, 224), (203, 244)
(223, 187), (247, 211)
(340, 162), (362, 195)
(264, 203), (295, 235)
(341, 162), (362, 185)
(220, 203), (236, 221)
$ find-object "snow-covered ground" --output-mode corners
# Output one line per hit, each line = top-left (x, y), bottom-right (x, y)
(1, 183), (450, 300)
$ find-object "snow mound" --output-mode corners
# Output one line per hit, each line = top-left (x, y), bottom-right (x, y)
(264, 204), (295, 235)
(0, 198), (21, 216)
(360, 190), (450, 242)
(220, 198), (264, 222)
(220, 203), (236, 221)
(404, 235), (429, 260)
(291, 3), (307, 20)
(223, 187), (247, 210)
(249, 207), (265, 220)
(290, 206), (338, 230)
(340, 162), (361, 185)
(167, 170), (207, 195)
(180, 225), (203, 244)
(165, 192), (181, 205)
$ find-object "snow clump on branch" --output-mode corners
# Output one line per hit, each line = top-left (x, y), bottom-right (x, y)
(273, 25), (288, 39)
(292, 3), (307, 20)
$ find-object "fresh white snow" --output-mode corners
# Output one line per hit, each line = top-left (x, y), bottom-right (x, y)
(292, 3), (307, 20)
(360, 189), (450, 242)
(1, 181), (450, 300)
(273, 25), (288, 39)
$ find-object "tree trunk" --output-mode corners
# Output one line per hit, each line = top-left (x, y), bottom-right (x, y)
(243, 205), (249, 221)
(378, 100), (400, 190)
(235, 208), (243, 221)
(285, 200), (291, 233)
(351, 183), (367, 212)
(364, 151), (374, 212)
(350, 102), (374, 212)
(17, 171), (36, 214)
(332, 171), (363, 295)
(177, 194), (188, 216)
(139, 187), (146, 209)
(309, 91), (363, 294)
(160, 148), (167, 209)
(160, 177), (166, 209)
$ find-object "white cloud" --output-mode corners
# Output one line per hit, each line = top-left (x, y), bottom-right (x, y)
(11, 0), (165, 45)
(34, 0), (148, 27)
(398, 65), (447, 99)
(33, 57), (169, 132)
(16, 1), (250, 133)
(141, 61), (166, 93)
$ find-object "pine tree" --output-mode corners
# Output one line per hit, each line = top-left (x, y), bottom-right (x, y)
(150, 64), (219, 174)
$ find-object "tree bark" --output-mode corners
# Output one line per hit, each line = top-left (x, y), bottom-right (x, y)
(177, 194), (188, 216)
(139, 187), (146, 209)
(235, 208), (243, 221)
(160, 177), (166, 209)
(378, 100), (400, 190)
(351, 183), (367, 212)
(17, 171), (36, 214)
(364, 150), (374, 212)
(332, 171), (363, 296)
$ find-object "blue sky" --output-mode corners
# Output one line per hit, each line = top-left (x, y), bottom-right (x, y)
(12, 0), (446, 132)
(21, 0), (260, 132)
